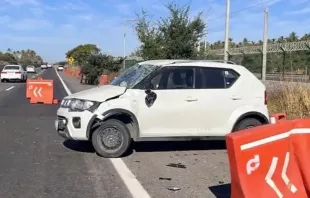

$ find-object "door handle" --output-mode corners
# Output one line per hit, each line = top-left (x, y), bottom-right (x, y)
(230, 95), (242, 100)
(185, 97), (198, 102)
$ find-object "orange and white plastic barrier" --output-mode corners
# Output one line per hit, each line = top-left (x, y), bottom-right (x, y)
(26, 77), (58, 104)
(226, 117), (310, 198)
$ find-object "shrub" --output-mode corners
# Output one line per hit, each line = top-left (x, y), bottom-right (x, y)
(268, 82), (310, 119)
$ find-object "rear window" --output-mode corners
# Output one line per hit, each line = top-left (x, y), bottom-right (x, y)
(4, 66), (20, 70)
(27, 66), (34, 68)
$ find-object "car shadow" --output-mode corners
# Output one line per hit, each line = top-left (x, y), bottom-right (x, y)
(63, 140), (226, 156)
(133, 140), (226, 153)
(208, 183), (231, 198)
(63, 140), (95, 153)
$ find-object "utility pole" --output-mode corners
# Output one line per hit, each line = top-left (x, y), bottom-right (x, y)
(205, 17), (208, 52)
(224, 0), (230, 63)
(123, 28), (126, 69)
(262, 8), (268, 81)
(123, 18), (138, 70)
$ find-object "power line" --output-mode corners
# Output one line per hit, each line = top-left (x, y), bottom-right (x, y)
(208, 0), (278, 22)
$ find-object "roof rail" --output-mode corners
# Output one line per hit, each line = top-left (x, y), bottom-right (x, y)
(170, 60), (237, 65)
(202, 60), (236, 64)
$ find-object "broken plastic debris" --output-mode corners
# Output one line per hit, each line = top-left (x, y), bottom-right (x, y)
(166, 163), (186, 169)
(159, 177), (172, 181)
(167, 186), (181, 191)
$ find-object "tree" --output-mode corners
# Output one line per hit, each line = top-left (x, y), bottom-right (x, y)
(65, 44), (100, 65)
(81, 53), (123, 84)
(19, 49), (43, 66)
(135, 3), (205, 59)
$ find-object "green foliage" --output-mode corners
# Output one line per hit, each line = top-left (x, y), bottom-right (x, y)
(81, 53), (123, 84)
(135, 3), (205, 60)
(65, 44), (100, 65)
(0, 49), (43, 66)
(19, 49), (43, 66)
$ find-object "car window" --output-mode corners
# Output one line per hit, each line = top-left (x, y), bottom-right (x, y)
(196, 67), (239, 89)
(149, 73), (162, 89)
(223, 70), (239, 88)
(164, 68), (194, 89)
(4, 66), (20, 70)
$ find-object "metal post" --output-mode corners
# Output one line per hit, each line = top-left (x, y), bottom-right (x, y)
(262, 8), (268, 81)
(123, 24), (126, 69)
(224, 0), (230, 63)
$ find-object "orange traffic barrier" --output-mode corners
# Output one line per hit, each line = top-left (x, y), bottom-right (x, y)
(99, 74), (109, 85)
(26, 77), (43, 99)
(226, 118), (310, 198)
(26, 77), (58, 104)
(270, 113), (287, 124)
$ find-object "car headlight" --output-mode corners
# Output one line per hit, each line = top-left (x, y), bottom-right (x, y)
(61, 98), (100, 112)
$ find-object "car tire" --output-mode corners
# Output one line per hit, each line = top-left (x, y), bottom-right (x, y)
(1, 79), (4, 83)
(91, 119), (132, 158)
(233, 118), (263, 132)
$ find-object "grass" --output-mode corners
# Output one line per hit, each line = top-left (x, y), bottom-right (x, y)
(267, 82), (310, 119)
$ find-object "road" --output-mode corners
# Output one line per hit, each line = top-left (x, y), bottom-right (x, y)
(0, 68), (230, 198)
(0, 68), (131, 198)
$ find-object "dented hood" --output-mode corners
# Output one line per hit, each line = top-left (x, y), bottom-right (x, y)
(65, 85), (126, 101)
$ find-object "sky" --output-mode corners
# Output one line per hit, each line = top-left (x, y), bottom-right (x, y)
(0, 0), (309, 62)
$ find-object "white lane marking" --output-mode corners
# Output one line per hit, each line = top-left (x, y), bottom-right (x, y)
(240, 128), (310, 150)
(54, 68), (151, 198)
(5, 86), (15, 91)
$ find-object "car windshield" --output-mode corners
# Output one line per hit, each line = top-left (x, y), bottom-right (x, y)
(110, 63), (159, 88)
(4, 66), (20, 70)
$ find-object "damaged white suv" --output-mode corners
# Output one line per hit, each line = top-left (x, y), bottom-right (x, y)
(56, 59), (269, 158)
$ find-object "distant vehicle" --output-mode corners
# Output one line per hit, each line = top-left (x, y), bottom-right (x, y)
(57, 65), (64, 71)
(41, 65), (47, 69)
(26, 65), (36, 73)
(47, 64), (52, 68)
(1, 65), (27, 82)
(56, 59), (270, 158)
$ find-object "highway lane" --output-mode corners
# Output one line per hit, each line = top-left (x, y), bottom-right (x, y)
(0, 69), (131, 198)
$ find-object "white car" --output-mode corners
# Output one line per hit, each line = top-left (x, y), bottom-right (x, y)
(47, 64), (52, 68)
(41, 65), (47, 69)
(57, 65), (64, 71)
(1, 65), (27, 82)
(26, 65), (36, 73)
(56, 60), (270, 158)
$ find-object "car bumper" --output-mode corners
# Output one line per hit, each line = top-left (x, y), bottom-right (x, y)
(55, 107), (95, 140)
(1, 74), (23, 80)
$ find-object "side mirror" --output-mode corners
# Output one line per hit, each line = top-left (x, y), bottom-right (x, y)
(145, 89), (151, 94)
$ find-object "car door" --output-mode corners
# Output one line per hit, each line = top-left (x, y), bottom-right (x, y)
(136, 66), (203, 137)
(195, 67), (241, 136)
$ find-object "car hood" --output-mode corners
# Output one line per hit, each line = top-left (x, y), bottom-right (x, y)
(65, 85), (127, 101)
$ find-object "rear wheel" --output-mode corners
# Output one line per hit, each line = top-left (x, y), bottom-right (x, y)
(233, 118), (263, 132)
(91, 119), (132, 158)
(1, 79), (4, 83)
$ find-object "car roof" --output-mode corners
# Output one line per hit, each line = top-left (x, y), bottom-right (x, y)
(138, 59), (189, 66)
(137, 59), (245, 72)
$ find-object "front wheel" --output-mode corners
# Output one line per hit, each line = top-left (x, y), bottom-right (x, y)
(233, 118), (263, 132)
(91, 119), (132, 158)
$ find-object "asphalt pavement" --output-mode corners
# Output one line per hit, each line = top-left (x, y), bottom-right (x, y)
(0, 68), (131, 198)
